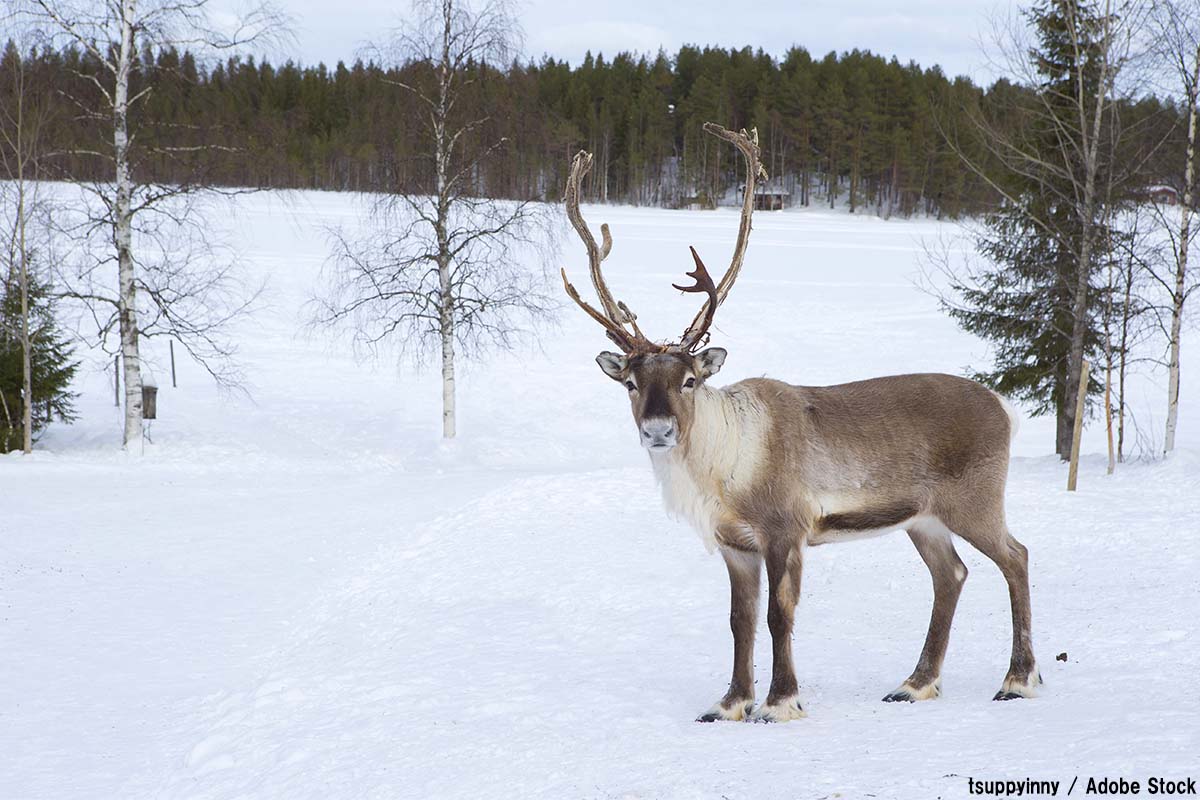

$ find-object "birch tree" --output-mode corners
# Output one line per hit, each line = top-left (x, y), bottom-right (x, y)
(1150, 0), (1200, 454)
(14, 0), (283, 449)
(314, 0), (555, 439)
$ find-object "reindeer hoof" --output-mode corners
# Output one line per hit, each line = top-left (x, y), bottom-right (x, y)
(883, 679), (940, 703)
(994, 669), (1039, 700)
(749, 697), (806, 722)
(696, 699), (754, 722)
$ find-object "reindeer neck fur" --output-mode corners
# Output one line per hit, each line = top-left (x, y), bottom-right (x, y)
(648, 383), (768, 552)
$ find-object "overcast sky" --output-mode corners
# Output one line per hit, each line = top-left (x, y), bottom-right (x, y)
(270, 0), (1016, 81)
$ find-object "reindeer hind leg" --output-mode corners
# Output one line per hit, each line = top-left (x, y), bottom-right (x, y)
(938, 502), (1039, 700)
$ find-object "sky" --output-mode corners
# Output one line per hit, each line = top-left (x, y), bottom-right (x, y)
(268, 0), (1017, 81)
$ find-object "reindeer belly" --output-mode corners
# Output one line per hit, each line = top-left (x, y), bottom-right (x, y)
(807, 496), (924, 546)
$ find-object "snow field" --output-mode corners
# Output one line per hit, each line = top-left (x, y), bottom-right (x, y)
(2, 195), (1198, 798)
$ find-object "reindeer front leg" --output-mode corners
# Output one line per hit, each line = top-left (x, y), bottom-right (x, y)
(751, 537), (806, 722)
(697, 547), (761, 722)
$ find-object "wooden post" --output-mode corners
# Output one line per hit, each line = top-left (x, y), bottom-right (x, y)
(169, 339), (177, 388)
(1067, 360), (1090, 492)
(114, 354), (120, 407)
(1105, 359), (1115, 475)
(0, 389), (12, 432)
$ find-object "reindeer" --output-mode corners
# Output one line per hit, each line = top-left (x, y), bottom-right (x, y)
(561, 123), (1040, 722)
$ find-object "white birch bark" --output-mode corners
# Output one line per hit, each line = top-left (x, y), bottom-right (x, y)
(436, 0), (456, 439)
(1104, 255), (1115, 474)
(1118, 254), (1134, 462)
(114, 0), (144, 449)
(14, 88), (33, 453)
(1164, 44), (1199, 455)
(18, 150), (32, 454)
(439, 257), (456, 439)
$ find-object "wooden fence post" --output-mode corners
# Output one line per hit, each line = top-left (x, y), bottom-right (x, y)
(1067, 360), (1090, 492)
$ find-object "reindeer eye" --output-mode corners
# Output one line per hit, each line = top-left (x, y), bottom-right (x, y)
(683, 377), (696, 389)
(625, 381), (636, 392)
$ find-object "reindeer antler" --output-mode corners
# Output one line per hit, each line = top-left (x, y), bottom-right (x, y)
(678, 124), (767, 351)
(674, 247), (718, 351)
(561, 150), (662, 354)
(562, 123), (764, 355)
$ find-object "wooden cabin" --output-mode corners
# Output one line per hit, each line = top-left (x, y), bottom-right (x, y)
(1143, 185), (1180, 206)
(747, 181), (790, 210)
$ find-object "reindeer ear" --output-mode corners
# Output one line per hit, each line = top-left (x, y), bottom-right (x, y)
(596, 351), (628, 381)
(696, 347), (727, 379)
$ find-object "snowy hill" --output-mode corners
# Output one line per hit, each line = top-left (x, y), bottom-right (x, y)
(3, 194), (1198, 798)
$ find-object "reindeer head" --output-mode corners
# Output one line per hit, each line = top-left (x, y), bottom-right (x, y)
(594, 346), (727, 451)
(561, 123), (764, 452)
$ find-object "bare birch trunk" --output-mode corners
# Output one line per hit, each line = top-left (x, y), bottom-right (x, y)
(1164, 49), (1198, 454)
(1061, 0), (1114, 461)
(1104, 256), (1115, 474)
(1062, 199), (1099, 458)
(115, 0), (144, 449)
(1118, 254), (1133, 462)
(13, 85), (33, 454)
(1063, 214), (1096, 459)
(436, 0), (455, 439)
(18, 167), (31, 453)
(1104, 367), (1113, 472)
(1105, 359), (1115, 474)
(439, 257), (456, 439)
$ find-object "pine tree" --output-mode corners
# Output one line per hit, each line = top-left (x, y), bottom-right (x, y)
(0, 263), (78, 452)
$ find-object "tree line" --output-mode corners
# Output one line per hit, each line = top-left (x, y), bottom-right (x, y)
(1, 37), (1184, 217)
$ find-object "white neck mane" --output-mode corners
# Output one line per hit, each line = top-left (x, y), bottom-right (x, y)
(649, 385), (767, 552)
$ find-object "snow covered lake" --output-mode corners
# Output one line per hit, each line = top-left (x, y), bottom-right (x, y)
(3, 194), (1198, 798)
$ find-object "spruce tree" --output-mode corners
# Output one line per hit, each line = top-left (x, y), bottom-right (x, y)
(947, 201), (1103, 428)
(945, 0), (1115, 457)
(0, 262), (78, 452)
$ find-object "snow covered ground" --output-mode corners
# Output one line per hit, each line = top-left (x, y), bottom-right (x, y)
(2, 194), (1198, 799)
